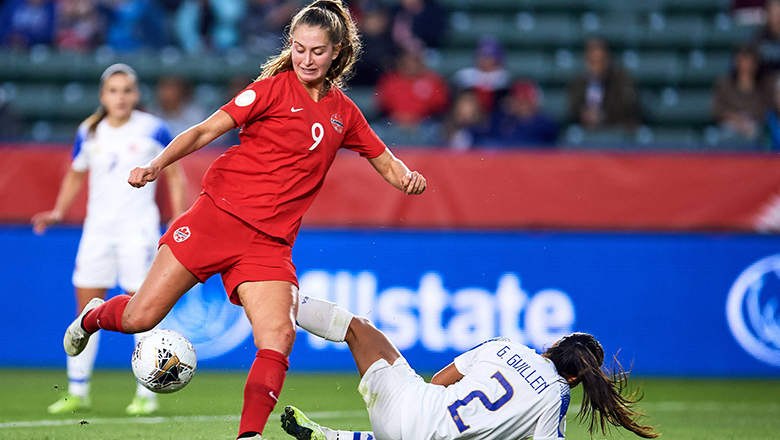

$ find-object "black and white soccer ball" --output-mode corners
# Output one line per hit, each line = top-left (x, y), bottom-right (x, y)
(132, 329), (197, 394)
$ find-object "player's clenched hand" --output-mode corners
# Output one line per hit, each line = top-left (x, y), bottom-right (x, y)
(31, 210), (63, 235)
(402, 171), (426, 195)
(128, 164), (160, 188)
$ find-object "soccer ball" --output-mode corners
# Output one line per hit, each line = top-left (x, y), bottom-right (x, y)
(132, 329), (197, 394)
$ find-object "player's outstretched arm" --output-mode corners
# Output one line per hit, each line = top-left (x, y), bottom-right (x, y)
(129, 110), (236, 188)
(367, 148), (426, 195)
(31, 168), (87, 234)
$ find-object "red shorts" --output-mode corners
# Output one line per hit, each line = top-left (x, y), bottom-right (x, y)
(160, 192), (298, 305)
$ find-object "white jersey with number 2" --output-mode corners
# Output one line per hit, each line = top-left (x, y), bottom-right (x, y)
(400, 338), (570, 440)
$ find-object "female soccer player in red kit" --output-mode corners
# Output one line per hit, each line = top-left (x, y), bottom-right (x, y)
(61, 1), (426, 438)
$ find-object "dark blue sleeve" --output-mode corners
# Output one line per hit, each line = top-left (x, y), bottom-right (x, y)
(152, 121), (173, 147)
(71, 129), (86, 160)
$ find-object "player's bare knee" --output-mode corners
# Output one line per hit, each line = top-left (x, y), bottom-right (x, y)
(347, 316), (375, 341)
(122, 312), (157, 334)
(254, 322), (296, 354)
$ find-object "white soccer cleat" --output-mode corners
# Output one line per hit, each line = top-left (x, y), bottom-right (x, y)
(63, 297), (104, 356)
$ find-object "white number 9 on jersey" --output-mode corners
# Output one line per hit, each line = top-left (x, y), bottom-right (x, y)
(309, 123), (324, 151)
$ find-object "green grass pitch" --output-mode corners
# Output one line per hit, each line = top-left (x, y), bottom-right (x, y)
(1, 369), (779, 440)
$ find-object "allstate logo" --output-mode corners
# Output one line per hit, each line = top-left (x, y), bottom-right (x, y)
(726, 254), (780, 367)
(159, 276), (253, 360)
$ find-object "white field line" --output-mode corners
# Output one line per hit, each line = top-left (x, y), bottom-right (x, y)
(0, 410), (367, 429)
(3, 401), (779, 430)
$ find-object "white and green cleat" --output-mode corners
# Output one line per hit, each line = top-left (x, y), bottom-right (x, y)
(47, 393), (90, 414)
(125, 396), (159, 416)
(281, 406), (327, 440)
(63, 297), (104, 356)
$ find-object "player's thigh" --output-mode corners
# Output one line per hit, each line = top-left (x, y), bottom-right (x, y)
(347, 317), (402, 377)
(359, 359), (418, 440)
(237, 280), (298, 355)
(72, 233), (118, 289)
(122, 244), (199, 332)
(116, 235), (158, 293)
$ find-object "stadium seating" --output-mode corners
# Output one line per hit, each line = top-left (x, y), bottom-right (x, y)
(0, 0), (760, 148)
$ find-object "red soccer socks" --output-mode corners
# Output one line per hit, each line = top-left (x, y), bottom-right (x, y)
(238, 349), (290, 437)
(81, 294), (130, 334)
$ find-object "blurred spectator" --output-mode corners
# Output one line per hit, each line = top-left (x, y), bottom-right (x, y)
(389, 0), (447, 50)
(732, 0), (766, 26)
(148, 75), (207, 136)
(765, 76), (780, 149)
(241, 0), (299, 55)
(55, 0), (106, 52)
(0, 0), (56, 49)
(486, 80), (559, 148)
(375, 43), (449, 128)
(442, 89), (490, 150)
(568, 38), (641, 130)
(156, 0), (183, 40)
(754, 0), (780, 72)
(227, 75), (252, 99)
(214, 75), (253, 146)
(351, 7), (397, 86)
(713, 44), (774, 140)
(0, 88), (23, 139)
(452, 37), (510, 115)
(176, 0), (246, 53)
(101, 0), (169, 52)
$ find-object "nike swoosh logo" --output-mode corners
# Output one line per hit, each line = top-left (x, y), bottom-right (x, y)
(291, 107), (303, 112)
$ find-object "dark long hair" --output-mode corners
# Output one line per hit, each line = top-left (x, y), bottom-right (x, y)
(84, 63), (139, 138)
(729, 43), (765, 85)
(544, 332), (660, 438)
(259, 0), (362, 90)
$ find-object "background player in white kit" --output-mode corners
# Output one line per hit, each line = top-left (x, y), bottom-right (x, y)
(283, 296), (659, 440)
(32, 63), (187, 416)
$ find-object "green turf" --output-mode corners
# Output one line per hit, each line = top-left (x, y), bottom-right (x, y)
(1, 369), (779, 439)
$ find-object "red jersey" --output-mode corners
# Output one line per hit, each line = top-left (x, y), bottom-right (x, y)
(204, 70), (386, 245)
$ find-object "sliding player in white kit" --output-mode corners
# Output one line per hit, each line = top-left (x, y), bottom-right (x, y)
(284, 296), (659, 440)
(32, 63), (186, 415)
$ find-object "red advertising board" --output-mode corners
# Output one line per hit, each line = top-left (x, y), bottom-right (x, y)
(3, 144), (780, 232)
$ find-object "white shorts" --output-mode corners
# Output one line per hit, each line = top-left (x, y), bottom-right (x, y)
(358, 357), (425, 440)
(72, 231), (157, 292)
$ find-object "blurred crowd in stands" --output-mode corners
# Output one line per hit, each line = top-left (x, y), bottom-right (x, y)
(3, 0), (780, 149)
